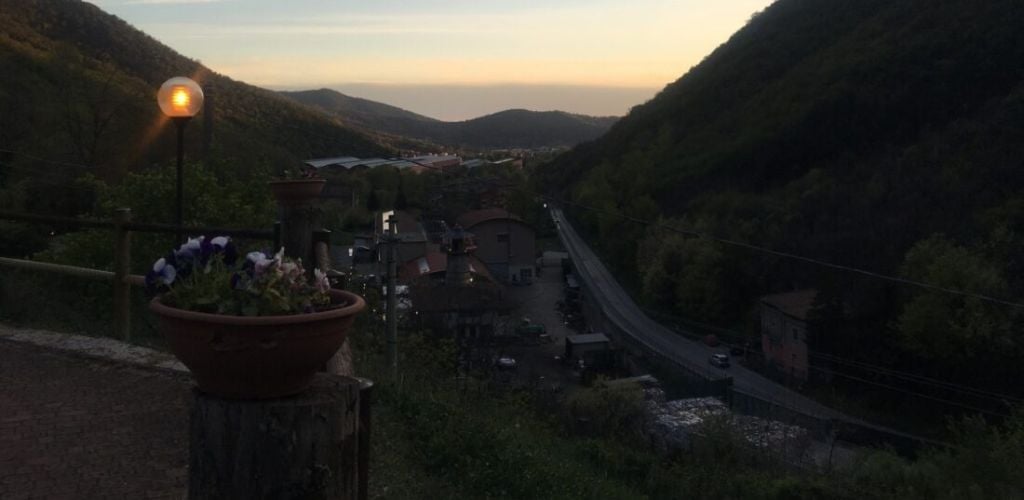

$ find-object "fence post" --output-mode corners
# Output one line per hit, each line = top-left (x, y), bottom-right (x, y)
(114, 208), (132, 341)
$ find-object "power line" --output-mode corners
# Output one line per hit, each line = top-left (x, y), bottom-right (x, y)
(809, 352), (1023, 404)
(807, 364), (1012, 419)
(546, 199), (1024, 310)
(642, 304), (1022, 405)
(386, 159), (1024, 315)
(649, 305), (1020, 410)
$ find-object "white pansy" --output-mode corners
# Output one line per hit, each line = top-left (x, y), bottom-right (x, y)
(314, 268), (331, 293)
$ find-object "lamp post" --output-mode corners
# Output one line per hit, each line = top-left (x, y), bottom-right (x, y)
(157, 76), (203, 242)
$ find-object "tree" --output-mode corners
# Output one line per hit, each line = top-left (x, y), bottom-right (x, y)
(366, 189), (381, 212)
(54, 46), (139, 170)
(896, 234), (1016, 365)
(394, 177), (408, 210)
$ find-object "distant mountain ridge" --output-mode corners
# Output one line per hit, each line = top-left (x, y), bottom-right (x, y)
(281, 88), (618, 150)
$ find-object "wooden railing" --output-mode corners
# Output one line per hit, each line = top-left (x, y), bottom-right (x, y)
(0, 208), (277, 341)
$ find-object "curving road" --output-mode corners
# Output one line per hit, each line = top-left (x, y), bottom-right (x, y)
(552, 207), (849, 422)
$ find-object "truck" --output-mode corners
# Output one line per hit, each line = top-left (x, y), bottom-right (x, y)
(515, 318), (550, 344)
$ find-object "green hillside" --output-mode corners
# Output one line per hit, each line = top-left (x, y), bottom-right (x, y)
(0, 0), (388, 185)
(543, 0), (1024, 401)
(283, 88), (618, 149)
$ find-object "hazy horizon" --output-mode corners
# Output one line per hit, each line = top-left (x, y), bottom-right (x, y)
(91, 0), (773, 118)
(272, 83), (660, 121)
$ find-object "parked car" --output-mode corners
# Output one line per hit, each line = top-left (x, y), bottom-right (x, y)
(709, 353), (730, 368)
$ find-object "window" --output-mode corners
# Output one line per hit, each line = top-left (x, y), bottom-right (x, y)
(521, 268), (533, 279)
(792, 327), (799, 341)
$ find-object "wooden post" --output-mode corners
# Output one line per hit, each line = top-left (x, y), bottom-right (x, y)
(316, 229), (355, 377)
(273, 220), (282, 252)
(385, 215), (398, 379)
(188, 374), (361, 499)
(313, 229), (332, 272)
(356, 378), (373, 500)
(113, 208), (132, 341)
(279, 205), (318, 275)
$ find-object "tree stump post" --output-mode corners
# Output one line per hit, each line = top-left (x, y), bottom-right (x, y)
(188, 374), (361, 499)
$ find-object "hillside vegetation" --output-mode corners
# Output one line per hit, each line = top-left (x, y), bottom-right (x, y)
(283, 88), (618, 150)
(0, 0), (387, 187)
(541, 0), (1024, 412)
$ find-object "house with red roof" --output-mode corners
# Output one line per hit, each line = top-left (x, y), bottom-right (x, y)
(456, 208), (536, 283)
(760, 290), (818, 382)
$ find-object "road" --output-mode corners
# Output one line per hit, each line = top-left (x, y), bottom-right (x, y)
(551, 207), (850, 422)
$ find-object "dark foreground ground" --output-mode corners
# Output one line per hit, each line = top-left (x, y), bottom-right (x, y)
(0, 340), (189, 499)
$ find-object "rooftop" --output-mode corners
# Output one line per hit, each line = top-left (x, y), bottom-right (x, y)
(304, 155), (461, 172)
(456, 208), (526, 230)
(400, 251), (494, 283)
(761, 290), (818, 320)
(566, 333), (610, 345)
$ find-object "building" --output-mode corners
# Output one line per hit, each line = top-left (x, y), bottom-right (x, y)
(408, 155), (461, 173)
(760, 290), (818, 382)
(375, 210), (435, 264)
(461, 159), (490, 170)
(399, 251), (494, 286)
(456, 208), (536, 283)
(303, 155), (462, 175)
(564, 333), (612, 369)
(407, 228), (509, 344)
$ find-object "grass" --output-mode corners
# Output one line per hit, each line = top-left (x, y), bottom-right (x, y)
(0, 275), (878, 499)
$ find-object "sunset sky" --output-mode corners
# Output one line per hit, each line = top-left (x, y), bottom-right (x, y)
(91, 0), (774, 120)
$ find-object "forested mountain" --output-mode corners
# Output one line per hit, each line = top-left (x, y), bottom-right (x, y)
(282, 88), (618, 149)
(279, 88), (440, 136)
(0, 0), (388, 186)
(542, 0), (1024, 401)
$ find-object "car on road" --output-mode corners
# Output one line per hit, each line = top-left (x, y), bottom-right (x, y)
(709, 353), (730, 368)
(496, 356), (518, 370)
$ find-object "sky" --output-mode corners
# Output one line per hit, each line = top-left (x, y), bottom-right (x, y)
(91, 0), (775, 120)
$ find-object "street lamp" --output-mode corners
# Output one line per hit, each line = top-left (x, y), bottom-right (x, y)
(157, 76), (203, 242)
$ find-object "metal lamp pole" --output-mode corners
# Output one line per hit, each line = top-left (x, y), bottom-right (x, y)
(157, 76), (203, 243)
(174, 116), (190, 242)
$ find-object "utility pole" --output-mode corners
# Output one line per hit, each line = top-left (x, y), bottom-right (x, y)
(385, 214), (399, 379)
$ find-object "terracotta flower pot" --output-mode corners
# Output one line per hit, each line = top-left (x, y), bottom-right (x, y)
(149, 289), (366, 399)
(268, 179), (326, 207)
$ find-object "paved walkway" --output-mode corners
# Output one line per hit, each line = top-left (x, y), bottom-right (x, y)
(0, 331), (190, 499)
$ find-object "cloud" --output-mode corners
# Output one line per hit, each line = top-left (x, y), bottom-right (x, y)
(147, 20), (495, 37)
(123, 0), (232, 5)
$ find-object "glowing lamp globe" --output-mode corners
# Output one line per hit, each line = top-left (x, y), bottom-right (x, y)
(157, 77), (204, 118)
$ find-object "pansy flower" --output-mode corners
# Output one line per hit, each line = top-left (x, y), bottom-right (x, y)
(144, 257), (177, 293)
(314, 268), (331, 294)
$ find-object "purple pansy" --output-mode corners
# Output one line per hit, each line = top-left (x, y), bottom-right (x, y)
(144, 257), (177, 293)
